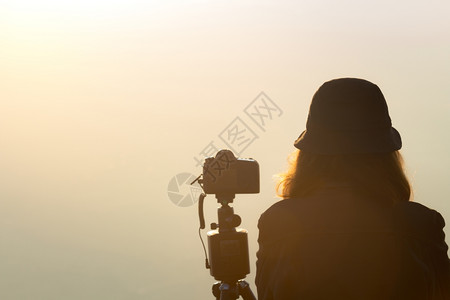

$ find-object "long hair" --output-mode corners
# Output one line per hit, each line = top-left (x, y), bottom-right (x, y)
(276, 150), (411, 203)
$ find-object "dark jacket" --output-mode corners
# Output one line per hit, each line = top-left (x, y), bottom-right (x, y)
(256, 185), (450, 300)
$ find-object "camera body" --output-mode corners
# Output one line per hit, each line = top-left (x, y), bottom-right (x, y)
(202, 149), (259, 196)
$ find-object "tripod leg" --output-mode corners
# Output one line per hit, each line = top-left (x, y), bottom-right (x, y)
(219, 282), (239, 300)
(212, 282), (221, 300)
(237, 280), (256, 300)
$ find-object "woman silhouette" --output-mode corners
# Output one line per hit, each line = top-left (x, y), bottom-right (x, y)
(255, 78), (450, 299)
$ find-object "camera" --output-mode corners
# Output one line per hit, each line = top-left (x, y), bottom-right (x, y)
(202, 149), (259, 196)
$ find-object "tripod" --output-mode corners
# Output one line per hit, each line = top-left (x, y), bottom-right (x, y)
(212, 280), (256, 300)
(199, 193), (257, 300)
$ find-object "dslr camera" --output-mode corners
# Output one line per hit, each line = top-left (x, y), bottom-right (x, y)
(202, 149), (259, 196)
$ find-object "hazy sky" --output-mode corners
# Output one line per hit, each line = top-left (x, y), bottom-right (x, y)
(1, 0), (450, 299)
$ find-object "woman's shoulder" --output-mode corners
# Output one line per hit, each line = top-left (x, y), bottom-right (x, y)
(393, 201), (445, 229)
(393, 201), (446, 245)
(257, 198), (303, 232)
(257, 197), (329, 237)
(261, 198), (299, 214)
(259, 198), (305, 224)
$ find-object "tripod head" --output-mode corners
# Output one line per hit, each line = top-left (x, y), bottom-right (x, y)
(210, 194), (239, 230)
(198, 192), (250, 282)
(207, 194), (250, 282)
(196, 193), (256, 300)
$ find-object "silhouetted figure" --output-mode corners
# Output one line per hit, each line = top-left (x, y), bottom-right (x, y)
(255, 78), (450, 299)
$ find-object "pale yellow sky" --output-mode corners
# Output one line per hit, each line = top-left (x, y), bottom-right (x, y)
(1, 0), (450, 299)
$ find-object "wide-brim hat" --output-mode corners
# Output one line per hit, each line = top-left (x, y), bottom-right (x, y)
(294, 78), (402, 154)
